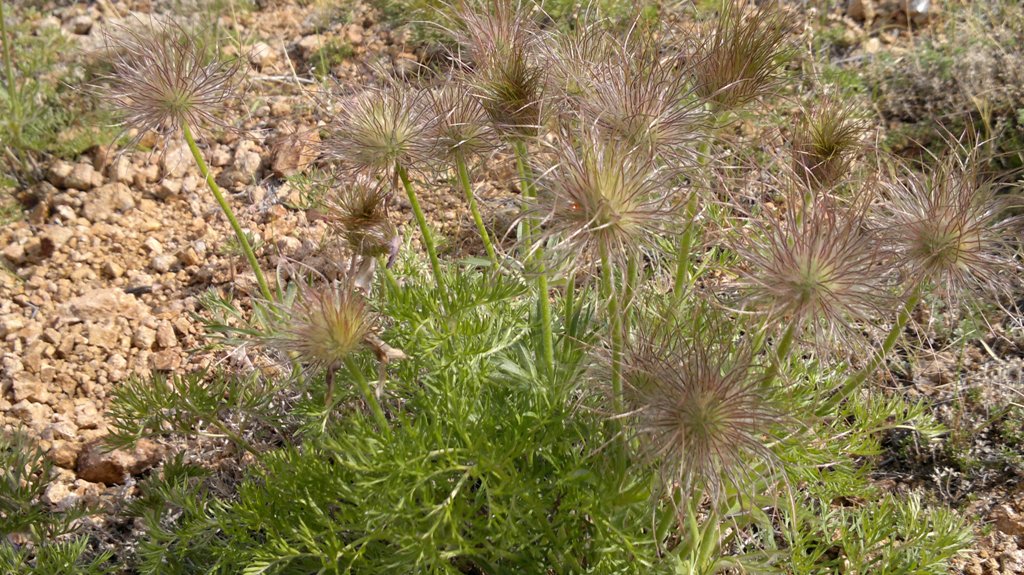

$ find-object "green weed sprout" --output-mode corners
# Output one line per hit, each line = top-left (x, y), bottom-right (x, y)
(100, 20), (273, 301)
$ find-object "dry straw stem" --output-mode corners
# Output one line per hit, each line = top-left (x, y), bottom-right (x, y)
(621, 311), (779, 503)
(100, 17), (241, 145)
(879, 149), (1023, 303)
(731, 188), (893, 352)
(689, 0), (795, 113)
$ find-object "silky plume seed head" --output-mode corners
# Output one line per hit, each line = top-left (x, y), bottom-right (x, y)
(426, 81), (498, 161)
(536, 132), (682, 269)
(575, 33), (707, 163)
(450, 0), (546, 138)
(880, 152), (1023, 300)
(791, 94), (869, 188)
(274, 284), (372, 371)
(732, 193), (892, 350)
(323, 176), (399, 259)
(326, 84), (432, 176)
(622, 313), (778, 502)
(100, 18), (240, 144)
(689, 0), (794, 113)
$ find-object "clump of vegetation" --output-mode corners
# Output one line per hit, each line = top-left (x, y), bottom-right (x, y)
(10, 0), (1024, 572)
(0, 432), (113, 575)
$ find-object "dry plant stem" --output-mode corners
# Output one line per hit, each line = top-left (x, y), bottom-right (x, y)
(455, 152), (498, 266)
(344, 356), (391, 439)
(817, 287), (923, 416)
(396, 164), (443, 292)
(183, 123), (273, 301)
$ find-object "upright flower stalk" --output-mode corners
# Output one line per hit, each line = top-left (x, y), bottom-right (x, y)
(100, 20), (273, 300)
(183, 123), (272, 300)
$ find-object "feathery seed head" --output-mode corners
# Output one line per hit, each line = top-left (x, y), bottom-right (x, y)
(733, 194), (891, 349)
(426, 82), (498, 161)
(537, 132), (681, 267)
(576, 36), (707, 162)
(451, 1), (546, 137)
(275, 284), (372, 371)
(326, 84), (432, 175)
(880, 152), (1022, 299)
(690, 0), (793, 112)
(623, 313), (777, 501)
(101, 19), (240, 143)
(791, 95), (869, 188)
(323, 176), (399, 258)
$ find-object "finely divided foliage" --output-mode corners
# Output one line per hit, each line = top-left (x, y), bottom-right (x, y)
(75, 0), (1024, 573)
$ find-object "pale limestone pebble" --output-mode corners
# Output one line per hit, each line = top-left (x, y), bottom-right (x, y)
(48, 440), (81, 470)
(103, 261), (125, 279)
(161, 139), (192, 179)
(992, 502), (1024, 537)
(176, 242), (205, 267)
(86, 321), (120, 351)
(150, 349), (182, 371)
(143, 237), (164, 254)
(46, 160), (74, 188)
(297, 33), (324, 59)
(65, 162), (102, 191)
(43, 479), (79, 511)
(0, 314), (27, 338)
(66, 288), (147, 322)
(133, 163), (160, 188)
(150, 254), (178, 273)
(107, 353), (128, 382)
(210, 145), (233, 167)
(76, 438), (164, 485)
(9, 400), (52, 431)
(132, 325), (157, 351)
(109, 155), (134, 184)
(74, 399), (103, 430)
(248, 41), (277, 69)
(156, 321), (177, 349)
(81, 182), (136, 223)
(10, 372), (48, 403)
(156, 178), (183, 199)
(2, 241), (25, 266)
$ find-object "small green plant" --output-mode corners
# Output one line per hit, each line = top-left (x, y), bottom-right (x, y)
(0, 431), (114, 575)
(311, 39), (356, 79)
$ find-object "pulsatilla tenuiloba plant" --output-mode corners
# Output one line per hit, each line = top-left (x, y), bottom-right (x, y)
(98, 1), (1022, 573)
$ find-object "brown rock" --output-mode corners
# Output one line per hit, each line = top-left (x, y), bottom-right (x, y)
(76, 438), (164, 485)
(47, 160), (74, 187)
(10, 372), (48, 403)
(49, 440), (81, 469)
(43, 480), (79, 510)
(270, 126), (320, 178)
(65, 162), (101, 190)
(992, 503), (1024, 537)
(150, 350), (181, 371)
(161, 140), (191, 179)
(67, 288), (145, 321)
(86, 322), (119, 350)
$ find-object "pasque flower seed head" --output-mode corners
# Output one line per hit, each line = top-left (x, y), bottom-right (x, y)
(791, 94), (868, 188)
(274, 284), (372, 372)
(100, 18), (240, 143)
(536, 131), (682, 269)
(426, 82), (498, 161)
(623, 313), (778, 502)
(450, 0), (546, 138)
(733, 192), (891, 350)
(880, 150), (1022, 301)
(323, 176), (399, 259)
(326, 83), (432, 176)
(690, 0), (793, 112)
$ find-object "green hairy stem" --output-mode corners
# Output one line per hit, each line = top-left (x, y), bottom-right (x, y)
(182, 123), (273, 301)
(455, 152), (498, 266)
(397, 164), (444, 292)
